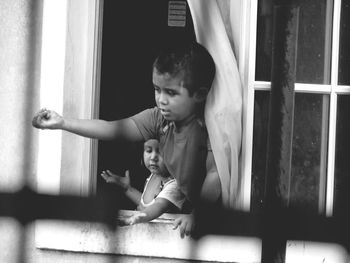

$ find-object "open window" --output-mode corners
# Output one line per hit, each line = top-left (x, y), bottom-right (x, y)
(96, 0), (196, 210)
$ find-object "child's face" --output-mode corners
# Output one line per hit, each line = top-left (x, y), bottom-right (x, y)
(143, 139), (168, 176)
(153, 69), (199, 126)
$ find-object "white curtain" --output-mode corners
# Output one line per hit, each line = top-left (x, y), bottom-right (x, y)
(187, 0), (243, 210)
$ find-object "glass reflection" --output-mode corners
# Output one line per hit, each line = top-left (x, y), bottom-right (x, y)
(334, 95), (350, 217)
(251, 91), (270, 212)
(251, 91), (329, 213)
(255, 0), (333, 84)
(338, 0), (350, 85)
(290, 93), (329, 213)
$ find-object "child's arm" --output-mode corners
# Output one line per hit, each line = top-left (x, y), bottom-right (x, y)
(173, 150), (221, 238)
(32, 108), (143, 141)
(200, 150), (221, 203)
(123, 198), (172, 225)
(101, 170), (142, 206)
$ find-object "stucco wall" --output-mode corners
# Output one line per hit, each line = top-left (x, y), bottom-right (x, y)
(0, 0), (42, 191)
(0, 1), (42, 262)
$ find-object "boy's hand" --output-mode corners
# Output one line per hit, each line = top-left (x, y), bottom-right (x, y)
(101, 170), (131, 192)
(172, 213), (194, 238)
(32, 108), (64, 129)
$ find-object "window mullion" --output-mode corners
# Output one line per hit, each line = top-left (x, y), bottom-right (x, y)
(254, 82), (333, 93)
(334, 85), (350, 94)
(325, 92), (337, 216)
(325, 0), (342, 217)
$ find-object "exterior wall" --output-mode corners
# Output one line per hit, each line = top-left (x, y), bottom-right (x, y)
(0, 0), (42, 191)
(35, 211), (261, 263)
(0, 1), (41, 262)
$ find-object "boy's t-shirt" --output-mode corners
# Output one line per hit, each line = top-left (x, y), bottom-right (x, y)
(131, 107), (208, 205)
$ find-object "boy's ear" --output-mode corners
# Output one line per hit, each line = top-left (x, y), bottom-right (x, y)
(194, 87), (208, 102)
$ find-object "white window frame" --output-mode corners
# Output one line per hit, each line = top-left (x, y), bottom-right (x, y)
(36, 0), (102, 197)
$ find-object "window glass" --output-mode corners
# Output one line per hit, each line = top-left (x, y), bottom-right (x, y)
(290, 93), (329, 213)
(251, 92), (329, 213)
(255, 0), (332, 84)
(338, 0), (350, 85)
(251, 91), (270, 212)
(334, 95), (350, 217)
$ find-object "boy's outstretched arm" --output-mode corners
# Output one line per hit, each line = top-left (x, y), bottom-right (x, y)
(32, 108), (143, 141)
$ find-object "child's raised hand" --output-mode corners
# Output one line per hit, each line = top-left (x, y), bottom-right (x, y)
(100, 170), (131, 191)
(32, 108), (64, 129)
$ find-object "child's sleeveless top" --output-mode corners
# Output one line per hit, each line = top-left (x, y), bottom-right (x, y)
(139, 173), (186, 211)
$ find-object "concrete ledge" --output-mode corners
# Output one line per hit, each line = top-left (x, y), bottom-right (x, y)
(35, 210), (262, 263)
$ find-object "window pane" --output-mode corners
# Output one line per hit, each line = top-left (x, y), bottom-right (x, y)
(338, 0), (350, 85)
(334, 95), (350, 217)
(290, 94), (329, 213)
(251, 92), (329, 213)
(255, 0), (333, 84)
(251, 91), (270, 212)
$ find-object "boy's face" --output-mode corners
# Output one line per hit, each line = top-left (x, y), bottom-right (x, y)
(153, 69), (198, 126)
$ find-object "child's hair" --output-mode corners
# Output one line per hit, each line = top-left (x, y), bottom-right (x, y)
(152, 41), (216, 96)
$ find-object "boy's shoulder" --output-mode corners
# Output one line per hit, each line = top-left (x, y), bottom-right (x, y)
(131, 107), (168, 140)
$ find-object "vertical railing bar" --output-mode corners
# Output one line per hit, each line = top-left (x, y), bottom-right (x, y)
(262, 4), (299, 263)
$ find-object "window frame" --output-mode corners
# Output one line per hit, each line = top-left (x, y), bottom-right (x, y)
(250, 0), (350, 216)
(36, 0), (102, 197)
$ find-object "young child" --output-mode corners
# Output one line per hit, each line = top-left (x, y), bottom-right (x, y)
(101, 139), (185, 225)
(32, 41), (218, 236)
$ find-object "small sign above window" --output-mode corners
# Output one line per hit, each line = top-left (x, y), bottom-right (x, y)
(168, 1), (186, 27)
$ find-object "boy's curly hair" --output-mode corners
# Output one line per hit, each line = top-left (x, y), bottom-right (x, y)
(153, 41), (216, 96)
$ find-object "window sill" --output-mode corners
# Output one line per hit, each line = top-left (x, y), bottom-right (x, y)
(35, 210), (262, 262)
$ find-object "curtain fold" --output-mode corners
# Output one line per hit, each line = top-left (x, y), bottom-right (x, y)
(187, 0), (243, 210)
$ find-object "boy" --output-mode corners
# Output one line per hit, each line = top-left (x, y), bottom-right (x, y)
(32, 41), (219, 236)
